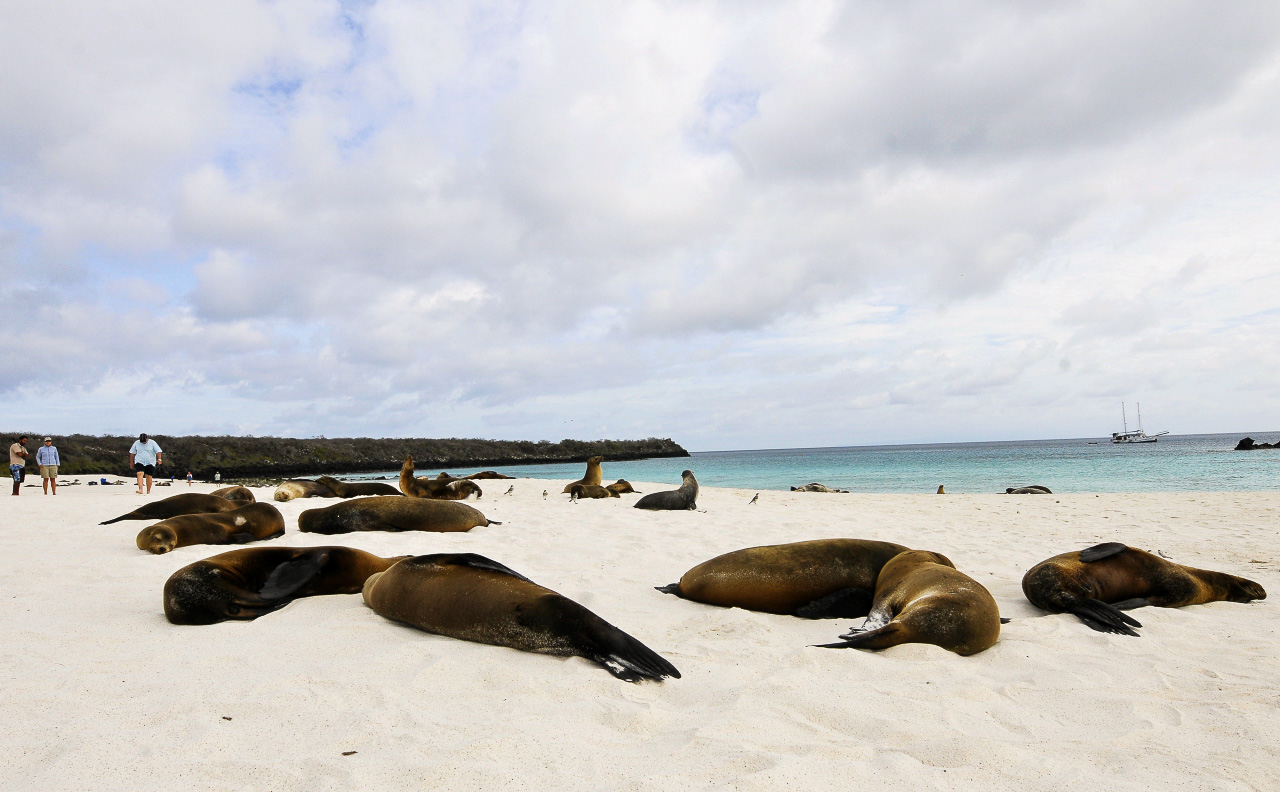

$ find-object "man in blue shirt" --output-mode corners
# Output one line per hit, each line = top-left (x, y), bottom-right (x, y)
(129, 433), (163, 495)
(36, 437), (60, 495)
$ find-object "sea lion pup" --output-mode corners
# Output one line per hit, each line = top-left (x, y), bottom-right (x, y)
(273, 479), (338, 502)
(634, 470), (698, 511)
(605, 479), (638, 495)
(1005, 485), (1052, 494)
(211, 485), (256, 504)
(562, 456), (604, 493)
(657, 539), (910, 618)
(136, 503), (286, 554)
(298, 495), (497, 534)
(817, 550), (1001, 656)
(363, 553), (680, 682)
(164, 546), (409, 624)
(568, 483), (618, 500)
(399, 457), (484, 500)
(314, 475), (403, 498)
(1021, 542), (1266, 636)
(100, 493), (244, 525)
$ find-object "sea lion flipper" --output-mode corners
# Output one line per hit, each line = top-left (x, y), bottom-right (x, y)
(793, 587), (875, 619)
(1070, 597), (1142, 635)
(654, 583), (681, 595)
(814, 623), (903, 651)
(1112, 598), (1150, 611)
(435, 553), (534, 584)
(100, 515), (126, 525)
(1079, 542), (1129, 562)
(227, 532), (257, 544)
(258, 552), (331, 600)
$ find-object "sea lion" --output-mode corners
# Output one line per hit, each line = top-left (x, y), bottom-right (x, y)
(273, 479), (338, 502)
(1021, 542), (1267, 636)
(211, 485), (256, 504)
(399, 457), (483, 500)
(936, 485), (945, 495)
(100, 493), (244, 525)
(658, 539), (911, 618)
(791, 483), (848, 493)
(314, 475), (403, 498)
(464, 471), (514, 480)
(163, 546), (410, 625)
(135, 503), (286, 554)
(634, 470), (698, 511)
(362, 553), (680, 682)
(562, 456), (604, 493)
(1006, 485), (1052, 494)
(568, 483), (618, 500)
(605, 479), (638, 495)
(298, 495), (496, 534)
(818, 550), (1001, 655)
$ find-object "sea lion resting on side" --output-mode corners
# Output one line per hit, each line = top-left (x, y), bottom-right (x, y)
(463, 471), (514, 480)
(136, 503), (286, 554)
(605, 479), (638, 495)
(658, 539), (910, 618)
(569, 484), (618, 500)
(1021, 542), (1266, 636)
(298, 495), (496, 534)
(634, 470), (698, 511)
(562, 456), (604, 493)
(399, 457), (483, 500)
(818, 550), (1001, 656)
(363, 553), (680, 682)
(1005, 485), (1052, 494)
(791, 483), (848, 493)
(100, 493), (244, 525)
(314, 475), (403, 498)
(211, 485), (256, 504)
(274, 479), (338, 502)
(164, 546), (409, 624)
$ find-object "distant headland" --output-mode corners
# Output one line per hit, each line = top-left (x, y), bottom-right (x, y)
(3, 434), (689, 479)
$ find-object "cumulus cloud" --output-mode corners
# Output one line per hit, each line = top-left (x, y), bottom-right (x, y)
(2, 0), (1280, 447)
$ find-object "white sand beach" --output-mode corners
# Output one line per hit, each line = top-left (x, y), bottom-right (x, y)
(2, 480), (1277, 791)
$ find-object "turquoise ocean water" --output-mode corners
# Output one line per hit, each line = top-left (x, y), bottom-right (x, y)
(359, 432), (1280, 493)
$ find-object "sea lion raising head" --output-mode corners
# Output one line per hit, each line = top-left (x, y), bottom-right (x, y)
(399, 457), (483, 500)
(634, 470), (698, 511)
(562, 456), (604, 493)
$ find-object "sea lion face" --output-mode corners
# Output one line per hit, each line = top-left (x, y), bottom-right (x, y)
(139, 525), (179, 554)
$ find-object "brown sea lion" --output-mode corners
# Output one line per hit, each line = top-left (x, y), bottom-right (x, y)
(164, 546), (409, 624)
(362, 553), (680, 682)
(210, 485), (256, 504)
(1021, 542), (1266, 636)
(605, 479), (639, 495)
(135, 503), (286, 554)
(562, 456), (604, 493)
(658, 538), (911, 618)
(298, 495), (496, 534)
(818, 550), (1001, 656)
(1005, 485), (1052, 494)
(568, 483), (618, 500)
(314, 475), (403, 498)
(399, 457), (483, 500)
(273, 479), (338, 502)
(634, 470), (698, 511)
(100, 493), (244, 525)
(464, 471), (514, 480)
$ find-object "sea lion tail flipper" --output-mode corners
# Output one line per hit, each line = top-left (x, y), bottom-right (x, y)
(580, 620), (681, 682)
(813, 623), (904, 651)
(794, 587), (875, 619)
(654, 583), (681, 595)
(1111, 598), (1150, 611)
(1079, 542), (1129, 562)
(99, 515), (127, 525)
(999, 617), (1012, 624)
(485, 519), (503, 526)
(1071, 597), (1142, 635)
(258, 552), (331, 600)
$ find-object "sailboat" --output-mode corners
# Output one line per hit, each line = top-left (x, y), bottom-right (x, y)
(1111, 402), (1169, 444)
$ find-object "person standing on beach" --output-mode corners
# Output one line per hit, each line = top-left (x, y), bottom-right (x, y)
(9, 436), (30, 496)
(186, 471), (193, 486)
(36, 437), (60, 495)
(129, 433), (163, 495)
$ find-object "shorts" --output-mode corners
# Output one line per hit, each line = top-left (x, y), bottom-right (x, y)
(10, 464), (24, 483)
(40, 465), (58, 479)
(134, 463), (156, 476)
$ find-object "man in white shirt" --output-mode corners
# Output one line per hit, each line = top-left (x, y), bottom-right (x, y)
(36, 437), (60, 495)
(129, 433), (163, 495)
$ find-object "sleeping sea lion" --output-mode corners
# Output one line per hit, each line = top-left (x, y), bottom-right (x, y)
(1006, 485), (1052, 494)
(634, 470), (698, 511)
(818, 550), (1001, 656)
(605, 479), (639, 495)
(164, 546), (409, 624)
(273, 479), (338, 502)
(399, 457), (483, 500)
(100, 493), (244, 525)
(314, 475), (403, 498)
(298, 495), (496, 534)
(135, 503), (286, 554)
(568, 483), (618, 500)
(562, 456), (604, 493)
(1021, 542), (1266, 636)
(211, 485), (256, 504)
(362, 553), (680, 682)
(464, 471), (513, 480)
(658, 538), (910, 618)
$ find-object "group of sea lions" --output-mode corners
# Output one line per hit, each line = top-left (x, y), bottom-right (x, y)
(105, 458), (1266, 683)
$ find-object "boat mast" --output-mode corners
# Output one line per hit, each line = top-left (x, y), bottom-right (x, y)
(1137, 402), (1143, 433)
(1121, 402), (1128, 434)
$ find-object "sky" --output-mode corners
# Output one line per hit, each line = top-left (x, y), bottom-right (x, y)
(2, 1), (1279, 451)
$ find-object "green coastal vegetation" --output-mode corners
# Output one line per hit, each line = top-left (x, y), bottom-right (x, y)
(6, 434), (689, 480)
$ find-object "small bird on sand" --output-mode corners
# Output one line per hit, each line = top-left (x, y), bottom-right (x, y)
(504, 485), (514, 495)
(748, 493), (758, 505)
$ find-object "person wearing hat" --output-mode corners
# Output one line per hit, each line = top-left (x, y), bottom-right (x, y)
(128, 433), (163, 495)
(9, 436), (29, 496)
(36, 437), (60, 495)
